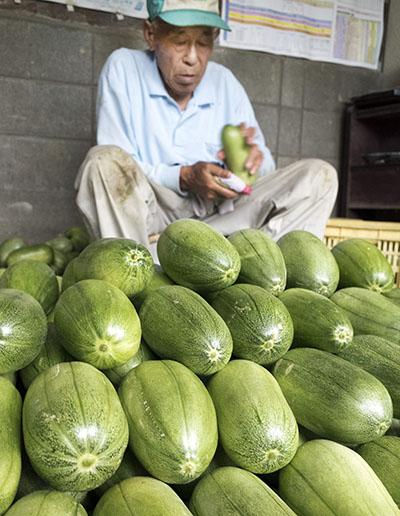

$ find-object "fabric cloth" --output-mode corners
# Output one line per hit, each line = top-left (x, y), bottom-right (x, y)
(96, 48), (276, 195)
(75, 145), (338, 261)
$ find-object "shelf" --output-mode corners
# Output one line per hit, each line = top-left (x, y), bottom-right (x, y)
(351, 164), (400, 171)
(348, 204), (400, 210)
(341, 90), (400, 220)
(355, 104), (400, 120)
(348, 166), (400, 208)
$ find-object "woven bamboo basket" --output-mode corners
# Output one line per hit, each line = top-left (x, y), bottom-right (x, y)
(325, 218), (400, 287)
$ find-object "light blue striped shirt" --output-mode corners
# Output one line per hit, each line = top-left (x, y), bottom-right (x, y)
(97, 48), (275, 194)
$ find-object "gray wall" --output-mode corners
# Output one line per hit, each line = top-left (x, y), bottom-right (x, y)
(0, 0), (390, 242)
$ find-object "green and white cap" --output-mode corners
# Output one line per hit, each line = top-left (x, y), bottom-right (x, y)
(147, 0), (231, 31)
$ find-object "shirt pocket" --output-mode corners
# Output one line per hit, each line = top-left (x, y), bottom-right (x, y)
(176, 140), (223, 165)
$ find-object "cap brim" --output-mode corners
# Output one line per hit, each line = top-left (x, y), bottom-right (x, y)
(159, 9), (231, 31)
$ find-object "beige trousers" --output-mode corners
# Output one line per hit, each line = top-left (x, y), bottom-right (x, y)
(75, 145), (338, 258)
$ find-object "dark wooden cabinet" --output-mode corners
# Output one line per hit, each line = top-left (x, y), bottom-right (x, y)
(340, 89), (400, 221)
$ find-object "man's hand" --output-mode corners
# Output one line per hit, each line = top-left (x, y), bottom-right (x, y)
(218, 123), (264, 176)
(180, 162), (238, 201)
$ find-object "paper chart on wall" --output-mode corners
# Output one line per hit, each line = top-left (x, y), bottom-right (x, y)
(220, 0), (385, 69)
(40, 0), (148, 18)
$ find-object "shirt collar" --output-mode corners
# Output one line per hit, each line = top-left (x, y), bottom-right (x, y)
(145, 51), (169, 97)
(145, 51), (215, 107)
(193, 67), (216, 107)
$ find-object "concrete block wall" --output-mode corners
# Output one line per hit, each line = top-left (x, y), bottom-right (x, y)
(0, 1), (385, 242)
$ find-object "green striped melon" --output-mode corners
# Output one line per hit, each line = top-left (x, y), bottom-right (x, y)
(273, 348), (393, 444)
(207, 360), (298, 474)
(64, 249), (80, 263)
(93, 477), (191, 516)
(64, 226), (91, 252)
(279, 439), (399, 515)
(7, 244), (54, 267)
(358, 436), (400, 506)
(331, 287), (400, 344)
(0, 372), (17, 385)
(94, 449), (147, 498)
(277, 230), (339, 296)
(51, 248), (69, 275)
(338, 334), (400, 418)
(0, 260), (59, 315)
(70, 238), (153, 297)
(171, 445), (236, 503)
(0, 289), (47, 374)
(61, 257), (79, 292)
(23, 361), (128, 492)
(15, 451), (50, 501)
(46, 235), (74, 254)
(16, 442), (91, 505)
(0, 376), (22, 514)
(54, 279), (141, 370)
(139, 285), (232, 375)
(104, 341), (154, 387)
(0, 237), (24, 267)
(211, 283), (293, 365)
(384, 286), (400, 306)
(279, 288), (353, 353)
(190, 466), (295, 516)
(1, 371), (16, 385)
(5, 490), (87, 516)
(332, 238), (394, 292)
(119, 360), (218, 484)
(157, 219), (240, 293)
(228, 228), (287, 295)
(19, 323), (73, 389)
(132, 264), (174, 310)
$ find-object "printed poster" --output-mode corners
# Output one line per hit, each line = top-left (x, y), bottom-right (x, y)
(220, 0), (385, 69)
(39, 0), (147, 18)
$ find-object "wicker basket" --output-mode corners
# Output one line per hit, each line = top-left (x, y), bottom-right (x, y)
(325, 218), (400, 287)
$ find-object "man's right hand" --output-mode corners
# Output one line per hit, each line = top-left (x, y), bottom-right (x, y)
(180, 162), (238, 201)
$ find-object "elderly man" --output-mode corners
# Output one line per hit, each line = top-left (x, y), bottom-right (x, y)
(75, 0), (338, 258)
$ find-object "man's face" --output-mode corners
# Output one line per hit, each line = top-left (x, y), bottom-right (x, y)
(145, 21), (217, 105)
